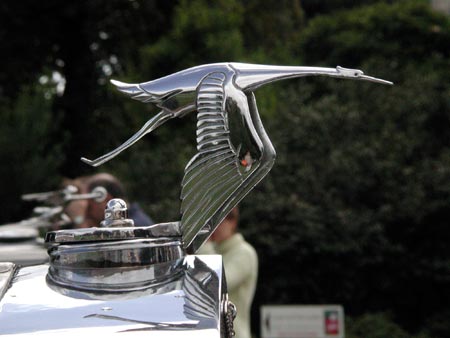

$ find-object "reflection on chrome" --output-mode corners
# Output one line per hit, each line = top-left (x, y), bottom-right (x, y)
(71, 257), (221, 332)
(0, 62), (391, 337)
(46, 238), (185, 292)
(183, 257), (219, 320)
(0, 185), (109, 266)
(83, 313), (198, 331)
(0, 256), (224, 336)
(82, 62), (391, 253)
(44, 200), (186, 293)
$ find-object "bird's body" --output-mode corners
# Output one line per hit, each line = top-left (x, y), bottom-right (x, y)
(82, 62), (391, 252)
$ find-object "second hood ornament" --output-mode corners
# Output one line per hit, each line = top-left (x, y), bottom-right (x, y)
(81, 62), (392, 252)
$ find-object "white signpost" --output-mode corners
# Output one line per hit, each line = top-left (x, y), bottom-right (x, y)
(261, 305), (345, 338)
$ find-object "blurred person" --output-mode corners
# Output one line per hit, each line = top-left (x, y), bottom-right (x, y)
(62, 176), (90, 228)
(77, 173), (154, 228)
(200, 207), (258, 338)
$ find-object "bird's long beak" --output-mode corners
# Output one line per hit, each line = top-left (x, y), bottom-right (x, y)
(355, 74), (393, 85)
(231, 63), (393, 91)
(81, 110), (172, 167)
(335, 66), (393, 85)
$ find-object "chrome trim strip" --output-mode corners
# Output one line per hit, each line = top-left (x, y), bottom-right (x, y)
(0, 262), (16, 301)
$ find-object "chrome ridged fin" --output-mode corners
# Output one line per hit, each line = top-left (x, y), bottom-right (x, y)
(180, 73), (243, 247)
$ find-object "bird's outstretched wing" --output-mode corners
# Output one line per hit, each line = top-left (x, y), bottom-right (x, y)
(81, 80), (175, 166)
(180, 73), (244, 248)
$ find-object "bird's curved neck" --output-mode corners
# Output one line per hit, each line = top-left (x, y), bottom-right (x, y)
(231, 63), (337, 91)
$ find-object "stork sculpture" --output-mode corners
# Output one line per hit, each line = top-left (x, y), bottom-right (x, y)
(82, 63), (392, 252)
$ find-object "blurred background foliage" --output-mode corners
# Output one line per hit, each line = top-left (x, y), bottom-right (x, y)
(1, 0), (449, 337)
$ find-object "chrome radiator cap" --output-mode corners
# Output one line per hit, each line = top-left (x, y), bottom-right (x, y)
(45, 199), (185, 292)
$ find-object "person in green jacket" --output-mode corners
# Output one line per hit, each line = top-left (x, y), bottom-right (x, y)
(200, 207), (258, 338)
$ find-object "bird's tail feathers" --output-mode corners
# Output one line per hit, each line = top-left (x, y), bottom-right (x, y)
(111, 79), (164, 103)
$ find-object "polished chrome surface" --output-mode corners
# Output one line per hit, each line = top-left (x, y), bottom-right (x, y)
(47, 238), (185, 291)
(0, 241), (48, 266)
(69, 186), (108, 203)
(45, 222), (181, 243)
(0, 255), (224, 337)
(100, 198), (135, 227)
(45, 198), (185, 292)
(0, 186), (108, 232)
(81, 62), (392, 252)
(1, 205), (69, 230)
(0, 262), (16, 300)
(22, 184), (79, 205)
(22, 185), (107, 205)
(0, 224), (38, 240)
(222, 293), (237, 337)
(0, 224), (48, 266)
(0, 187), (110, 266)
(0, 217), (48, 266)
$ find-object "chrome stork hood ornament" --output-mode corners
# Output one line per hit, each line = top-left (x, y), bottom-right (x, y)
(82, 62), (392, 252)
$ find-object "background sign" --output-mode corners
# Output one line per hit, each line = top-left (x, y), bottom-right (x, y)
(261, 305), (344, 338)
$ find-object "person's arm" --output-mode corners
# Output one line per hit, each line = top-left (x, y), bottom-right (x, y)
(196, 240), (217, 254)
(223, 248), (257, 291)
